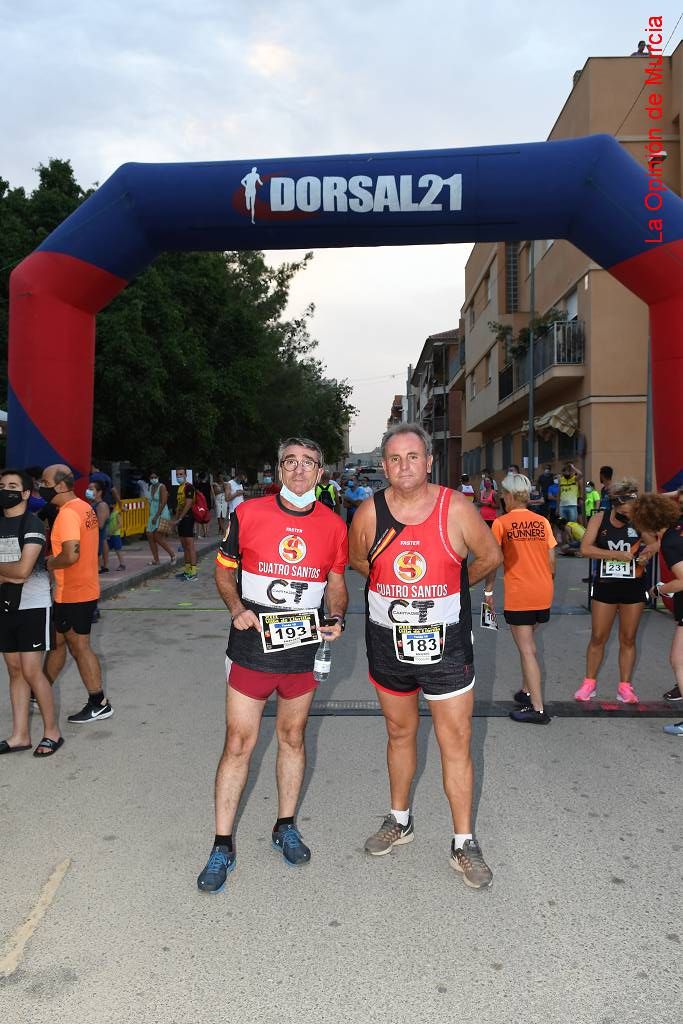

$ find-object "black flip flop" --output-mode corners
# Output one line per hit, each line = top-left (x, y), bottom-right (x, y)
(32, 736), (64, 758)
(0, 740), (32, 754)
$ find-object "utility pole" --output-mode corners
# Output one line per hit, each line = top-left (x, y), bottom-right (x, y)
(406, 364), (414, 422)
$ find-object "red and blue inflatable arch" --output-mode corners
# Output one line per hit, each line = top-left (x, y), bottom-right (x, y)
(7, 134), (683, 489)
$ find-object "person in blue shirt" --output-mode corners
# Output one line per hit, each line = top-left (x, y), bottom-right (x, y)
(344, 480), (367, 527)
(546, 476), (560, 520)
(25, 466), (46, 514)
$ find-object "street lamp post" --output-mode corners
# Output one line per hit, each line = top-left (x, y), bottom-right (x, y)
(527, 240), (536, 478)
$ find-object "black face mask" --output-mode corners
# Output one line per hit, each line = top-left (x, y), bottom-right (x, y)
(614, 511), (630, 524)
(38, 485), (58, 503)
(0, 489), (23, 510)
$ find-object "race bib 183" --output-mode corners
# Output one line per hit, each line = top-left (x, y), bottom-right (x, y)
(393, 623), (445, 664)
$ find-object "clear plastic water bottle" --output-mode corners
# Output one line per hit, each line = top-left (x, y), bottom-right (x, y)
(313, 639), (332, 682)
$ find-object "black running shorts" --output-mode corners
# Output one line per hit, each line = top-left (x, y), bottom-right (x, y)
(177, 514), (196, 538)
(503, 608), (550, 625)
(54, 600), (97, 636)
(0, 607), (54, 653)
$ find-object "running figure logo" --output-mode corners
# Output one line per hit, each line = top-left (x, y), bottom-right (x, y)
(241, 166), (263, 224)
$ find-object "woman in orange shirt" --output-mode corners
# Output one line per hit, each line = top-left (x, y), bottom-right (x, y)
(484, 473), (556, 724)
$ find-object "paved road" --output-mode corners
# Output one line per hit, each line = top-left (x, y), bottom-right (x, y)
(1, 549), (681, 1023)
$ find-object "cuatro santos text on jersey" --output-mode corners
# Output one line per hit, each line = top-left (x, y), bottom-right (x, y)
(216, 494), (348, 673)
(365, 487), (473, 683)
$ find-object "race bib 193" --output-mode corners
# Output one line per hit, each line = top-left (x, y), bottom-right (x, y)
(260, 610), (321, 654)
(393, 623), (445, 664)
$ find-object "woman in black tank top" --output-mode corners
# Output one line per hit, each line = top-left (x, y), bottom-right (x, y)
(575, 479), (653, 704)
(632, 493), (683, 734)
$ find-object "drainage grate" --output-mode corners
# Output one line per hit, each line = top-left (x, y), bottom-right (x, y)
(263, 699), (675, 719)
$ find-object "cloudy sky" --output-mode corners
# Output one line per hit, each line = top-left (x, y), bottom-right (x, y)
(4, 0), (682, 450)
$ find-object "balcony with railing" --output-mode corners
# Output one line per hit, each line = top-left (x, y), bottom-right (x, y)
(498, 320), (585, 404)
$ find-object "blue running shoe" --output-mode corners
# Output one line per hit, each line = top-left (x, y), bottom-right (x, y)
(197, 845), (236, 892)
(663, 721), (683, 736)
(272, 824), (311, 866)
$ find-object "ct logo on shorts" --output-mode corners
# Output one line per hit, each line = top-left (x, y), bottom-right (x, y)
(279, 535), (307, 564)
(393, 550), (426, 582)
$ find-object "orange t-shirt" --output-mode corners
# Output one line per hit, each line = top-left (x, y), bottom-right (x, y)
(491, 509), (556, 611)
(51, 497), (101, 603)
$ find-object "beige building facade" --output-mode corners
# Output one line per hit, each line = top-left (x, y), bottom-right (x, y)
(458, 49), (683, 488)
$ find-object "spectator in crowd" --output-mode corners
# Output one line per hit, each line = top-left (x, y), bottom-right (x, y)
(631, 493), (683, 733)
(212, 473), (229, 534)
(196, 472), (213, 539)
(225, 474), (245, 516)
(537, 464), (554, 504)
(344, 477), (366, 527)
(558, 462), (582, 522)
(107, 505), (126, 571)
(25, 466), (46, 515)
(169, 468), (198, 582)
(330, 472), (343, 501)
(0, 468), (63, 756)
(484, 472), (556, 724)
(41, 464), (112, 723)
(599, 465), (614, 512)
(360, 476), (374, 500)
(458, 474), (475, 500)
(146, 471), (176, 565)
(584, 480), (601, 519)
(479, 468), (498, 497)
(315, 471), (339, 511)
(554, 516), (586, 555)
(631, 41), (650, 55)
(86, 480), (111, 574)
(89, 464), (119, 510)
(546, 475), (560, 520)
(477, 473), (499, 527)
(500, 466), (521, 513)
(575, 478), (653, 704)
(262, 475), (281, 496)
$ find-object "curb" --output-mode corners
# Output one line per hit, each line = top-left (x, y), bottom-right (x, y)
(98, 540), (220, 602)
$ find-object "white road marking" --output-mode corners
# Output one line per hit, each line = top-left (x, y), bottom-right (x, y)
(0, 858), (71, 977)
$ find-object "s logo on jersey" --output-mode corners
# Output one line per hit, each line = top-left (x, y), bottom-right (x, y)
(279, 535), (307, 564)
(393, 551), (427, 583)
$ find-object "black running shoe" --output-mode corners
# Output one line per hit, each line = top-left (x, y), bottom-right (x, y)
(663, 686), (683, 702)
(67, 699), (114, 724)
(272, 823), (311, 865)
(197, 845), (236, 893)
(513, 689), (531, 706)
(510, 706), (551, 725)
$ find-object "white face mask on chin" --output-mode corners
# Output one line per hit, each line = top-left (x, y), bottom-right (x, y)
(280, 483), (316, 508)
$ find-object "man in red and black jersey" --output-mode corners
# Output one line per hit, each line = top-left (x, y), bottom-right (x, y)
(350, 424), (502, 889)
(197, 438), (348, 893)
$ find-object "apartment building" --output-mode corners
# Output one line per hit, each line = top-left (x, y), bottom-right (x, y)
(409, 329), (465, 485)
(459, 48), (683, 487)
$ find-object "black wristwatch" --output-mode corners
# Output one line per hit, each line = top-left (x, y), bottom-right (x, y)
(326, 615), (346, 632)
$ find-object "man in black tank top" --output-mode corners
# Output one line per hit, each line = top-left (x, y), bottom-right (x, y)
(350, 424), (502, 890)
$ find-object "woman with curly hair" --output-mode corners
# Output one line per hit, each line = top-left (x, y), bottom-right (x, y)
(575, 478), (655, 703)
(631, 493), (683, 735)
